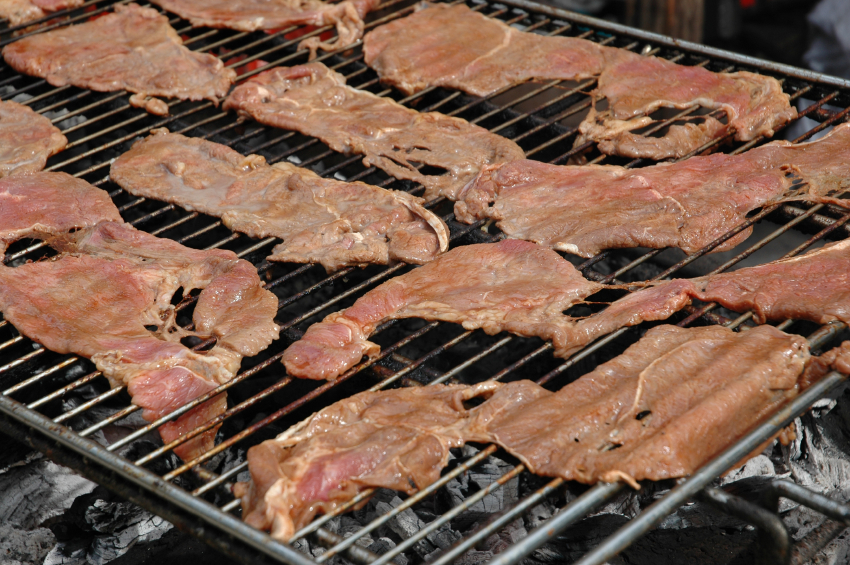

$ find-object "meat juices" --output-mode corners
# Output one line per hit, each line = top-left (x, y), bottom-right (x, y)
(110, 129), (449, 272)
(0, 101), (67, 178)
(223, 63), (524, 201)
(2, 4), (236, 116)
(363, 3), (795, 160)
(0, 0), (83, 27)
(0, 174), (279, 460)
(457, 123), (850, 257)
(149, 0), (381, 58)
(239, 324), (812, 541)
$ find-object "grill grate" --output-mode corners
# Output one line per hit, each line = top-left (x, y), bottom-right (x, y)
(2, 1), (850, 564)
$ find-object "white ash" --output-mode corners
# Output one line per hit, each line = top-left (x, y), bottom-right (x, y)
(0, 523), (56, 565)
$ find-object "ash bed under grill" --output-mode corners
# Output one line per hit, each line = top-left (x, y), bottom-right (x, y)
(2, 1), (850, 564)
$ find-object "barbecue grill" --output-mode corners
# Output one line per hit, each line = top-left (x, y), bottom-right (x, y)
(3, 1), (850, 564)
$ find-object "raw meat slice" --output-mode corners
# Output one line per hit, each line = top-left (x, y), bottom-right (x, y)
(2, 3), (236, 116)
(149, 0), (381, 58)
(363, 3), (795, 160)
(456, 123), (850, 257)
(110, 129), (449, 271)
(238, 324), (812, 540)
(0, 0), (83, 26)
(281, 239), (607, 380)
(0, 100), (67, 178)
(0, 179), (279, 460)
(222, 63), (525, 201)
(0, 171), (122, 258)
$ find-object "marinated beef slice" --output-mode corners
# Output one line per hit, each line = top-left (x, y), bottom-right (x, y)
(3, 3), (236, 116)
(239, 324), (812, 541)
(110, 129), (449, 272)
(0, 0), (83, 27)
(0, 100), (67, 178)
(222, 63), (524, 201)
(363, 3), (795, 160)
(457, 123), (850, 257)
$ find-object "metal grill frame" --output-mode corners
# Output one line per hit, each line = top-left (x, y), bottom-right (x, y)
(2, 1), (850, 564)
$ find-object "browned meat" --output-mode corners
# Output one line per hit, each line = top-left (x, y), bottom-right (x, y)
(0, 179), (279, 460)
(363, 3), (795, 160)
(0, 100), (67, 177)
(2, 4), (236, 116)
(110, 129), (449, 272)
(238, 324), (811, 541)
(0, 0), (83, 26)
(282, 239), (611, 380)
(235, 381), (502, 540)
(222, 63), (524, 201)
(456, 123), (850, 257)
(150, 0), (380, 58)
(0, 171), (122, 257)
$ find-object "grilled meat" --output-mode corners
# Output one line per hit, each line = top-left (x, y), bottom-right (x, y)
(0, 100), (67, 178)
(149, 0), (380, 57)
(0, 172), (121, 257)
(110, 129), (449, 272)
(282, 239), (611, 380)
(2, 3), (236, 116)
(223, 63), (524, 201)
(0, 0), (83, 26)
(363, 3), (795, 160)
(0, 175), (279, 460)
(456, 123), (850, 257)
(239, 324), (811, 541)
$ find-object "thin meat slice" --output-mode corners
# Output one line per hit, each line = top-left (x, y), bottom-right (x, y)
(238, 324), (811, 541)
(363, 3), (795, 160)
(0, 0), (83, 26)
(149, 0), (381, 58)
(0, 100), (67, 177)
(110, 129), (449, 271)
(0, 171), (122, 258)
(2, 3), (236, 116)
(282, 239), (608, 380)
(0, 179), (279, 460)
(222, 63), (524, 201)
(456, 123), (850, 257)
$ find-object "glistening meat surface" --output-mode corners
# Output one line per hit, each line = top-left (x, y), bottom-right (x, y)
(223, 63), (524, 201)
(0, 100), (67, 177)
(2, 4), (236, 116)
(110, 129), (449, 272)
(149, 0), (380, 57)
(363, 3), (795, 160)
(0, 0), (83, 26)
(456, 123), (850, 257)
(0, 178), (279, 460)
(239, 324), (812, 541)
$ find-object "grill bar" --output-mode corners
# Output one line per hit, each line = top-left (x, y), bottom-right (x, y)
(2, 1), (850, 564)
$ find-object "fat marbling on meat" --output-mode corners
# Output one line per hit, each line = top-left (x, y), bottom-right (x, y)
(239, 324), (812, 540)
(2, 3), (236, 116)
(363, 3), (795, 160)
(0, 100), (67, 177)
(457, 123), (850, 257)
(110, 129), (449, 272)
(149, 0), (381, 58)
(0, 174), (279, 460)
(0, 0), (83, 27)
(222, 63), (524, 201)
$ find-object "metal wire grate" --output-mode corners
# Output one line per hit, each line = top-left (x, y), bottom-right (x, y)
(2, 1), (850, 564)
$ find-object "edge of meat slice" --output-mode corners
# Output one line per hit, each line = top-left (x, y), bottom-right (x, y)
(149, 0), (380, 58)
(222, 63), (525, 201)
(0, 0), (84, 27)
(2, 3), (236, 116)
(281, 239), (605, 380)
(455, 123), (850, 257)
(0, 100), (68, 178)
(238, 323), (816, 541)
(0, 171), (122, 258)
(109, 129), (449, 271)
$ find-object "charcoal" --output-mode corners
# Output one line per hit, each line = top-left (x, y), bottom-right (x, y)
(376, 497), (436, 557)
(0, 523), (56, 565)
(366, 537), (409, 565)
(452, 548), (493, 565)
(425, 522), (462, 550)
